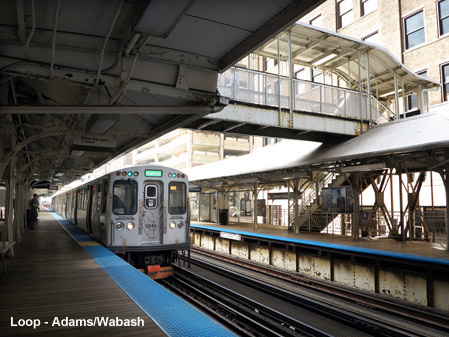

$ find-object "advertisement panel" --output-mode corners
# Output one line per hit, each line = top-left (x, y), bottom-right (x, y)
(322, 186), (354, 213)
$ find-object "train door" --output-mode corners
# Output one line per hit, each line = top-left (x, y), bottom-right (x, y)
(140, 181), (163, 245)
(86, 185), (94, 234)
(90, 183), (101, 240)
(99, 180), (108, 244)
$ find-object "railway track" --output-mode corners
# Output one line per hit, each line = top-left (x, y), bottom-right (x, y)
(190, 248), (449, 333)
(165, 249), (449, 336)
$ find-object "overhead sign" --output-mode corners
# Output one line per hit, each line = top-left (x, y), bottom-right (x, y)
(48, 185), (58, 191)
(189, 186), (202, 192)
(267, 192), (301, 200)
(71, 134), (116, 153)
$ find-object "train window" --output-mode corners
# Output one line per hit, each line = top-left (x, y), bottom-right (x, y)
(144, 184), (158, 209)
(146, 185), (157, 198)
(168, 182), (186, 215)
(113, 180), (137, 215)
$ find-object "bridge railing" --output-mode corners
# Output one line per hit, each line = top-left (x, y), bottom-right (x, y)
(218, 67), (394, 124)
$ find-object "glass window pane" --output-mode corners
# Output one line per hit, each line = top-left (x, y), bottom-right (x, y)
(339, 0), (352, 14)
(406, 29), (425, 49)
(440, 0), (449, 17)
(310, 14), (322, 27)
(363, 0), (378, 15)
(146, 185), (157, 197)
(113, 180), (137, 215)
(405, 12), (424, 33)
(341, 11), (354, 27)
(168, 182), (186, 215)
(442, 17), (449, 35)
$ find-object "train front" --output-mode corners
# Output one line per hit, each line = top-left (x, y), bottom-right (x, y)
(109, 166), (189, 279)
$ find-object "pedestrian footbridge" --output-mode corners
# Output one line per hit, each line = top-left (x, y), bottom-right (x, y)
(184, 23), (440, 142)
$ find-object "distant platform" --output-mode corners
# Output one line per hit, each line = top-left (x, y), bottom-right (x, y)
(191, 221), (449, 269)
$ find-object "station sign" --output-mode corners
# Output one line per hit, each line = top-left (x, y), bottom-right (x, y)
(48, 185), (58, 191)
(267, 192), (301, 200)
(189, 186), (202, 192)
(220, 232), (242, 241)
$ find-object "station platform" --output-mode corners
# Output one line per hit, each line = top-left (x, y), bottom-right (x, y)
(191, 221), (449, 269)
(0, 211), (234, 337)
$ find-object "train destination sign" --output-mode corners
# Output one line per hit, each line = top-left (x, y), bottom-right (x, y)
(145, 170), (162, 177)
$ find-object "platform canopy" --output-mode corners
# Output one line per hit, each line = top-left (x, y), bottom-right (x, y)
(0, 0), (323, 187)
(185, 111), (449, 187)
(256, 22), (440, 99)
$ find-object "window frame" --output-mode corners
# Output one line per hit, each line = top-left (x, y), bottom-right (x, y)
(406, 69), (428, 111)
(437, 0), (449, 37)
(403, 9), (426, 50)
(337, 0), (354, 29)
(361, 0), (378, 17)
(442, 62), (449, 102)
(112, 180), (138, 215)
(362, 31), (379, 44)
(168, 181), (187, 215)
(309, 14), (322, 27)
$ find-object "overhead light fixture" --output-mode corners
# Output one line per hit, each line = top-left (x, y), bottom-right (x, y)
(312, 53), (338, 66)
(134, 0), (194, 38)
(70, 149), (85, 156)
(55, 172), (65, 177)
(86, 114), (119, 134)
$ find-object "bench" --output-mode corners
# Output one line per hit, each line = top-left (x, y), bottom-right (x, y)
(0, 241), (15, 274)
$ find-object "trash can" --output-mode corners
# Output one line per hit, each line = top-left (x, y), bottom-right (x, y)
(218, 209), (228, 226)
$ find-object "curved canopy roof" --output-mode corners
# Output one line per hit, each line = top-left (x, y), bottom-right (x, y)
(256, 22), (440, 99)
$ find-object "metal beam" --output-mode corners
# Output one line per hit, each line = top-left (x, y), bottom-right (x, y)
(1, 105), (219, 115)
(219, 0), (325, 71)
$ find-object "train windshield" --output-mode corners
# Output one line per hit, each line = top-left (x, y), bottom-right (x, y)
(168, 182), (186, 215)
(113, 180), (137, 215)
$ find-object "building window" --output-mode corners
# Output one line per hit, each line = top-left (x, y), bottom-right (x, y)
(404, 10), (425, 49)
(337, 0), (354, 29)
(312, 68), (323, 83)
(362, 31), (379, 44)
(361, 0), (377, 16)
(442, 63), (449, 101)
(438, 0), (449, 36)
(407, 70), (427, 110)
(310, 14), (322, 27)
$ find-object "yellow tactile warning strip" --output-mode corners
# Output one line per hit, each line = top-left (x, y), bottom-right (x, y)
(79, 241), (101, 246)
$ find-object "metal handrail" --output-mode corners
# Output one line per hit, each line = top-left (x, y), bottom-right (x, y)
(218, 67), (396, 125)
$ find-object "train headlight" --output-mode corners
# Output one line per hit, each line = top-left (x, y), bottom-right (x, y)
(169, 221), (176, 229)
(126, 222), (136, 231)
(116, 222), (124, 230)
(178, 221), (184, 228)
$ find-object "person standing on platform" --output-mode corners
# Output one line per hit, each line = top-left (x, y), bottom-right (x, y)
(28, 194), (39, 229)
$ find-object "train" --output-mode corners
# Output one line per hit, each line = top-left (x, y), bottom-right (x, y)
(52, 165), (190, 279)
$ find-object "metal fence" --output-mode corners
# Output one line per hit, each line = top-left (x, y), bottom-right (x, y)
(217, 67), (395, 124)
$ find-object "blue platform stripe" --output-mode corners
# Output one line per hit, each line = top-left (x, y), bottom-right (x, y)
(191, 224), (449, 266)
(50, 212), (235, 337)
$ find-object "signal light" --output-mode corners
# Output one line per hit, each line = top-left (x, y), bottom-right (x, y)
(128, 171), (133, 176)
(122, 171), (127, 176)
(177, 173), (181, 178)
(181, 174), (185, 178)
(168, 173), (172, 178)
(116, 172), (120, 176)
(134, 171), (139, 176)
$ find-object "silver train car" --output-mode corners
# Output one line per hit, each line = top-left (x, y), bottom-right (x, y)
(52, 165), (189, 278)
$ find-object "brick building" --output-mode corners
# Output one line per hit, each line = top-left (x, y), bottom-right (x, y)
(299, 0), (449, 110)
